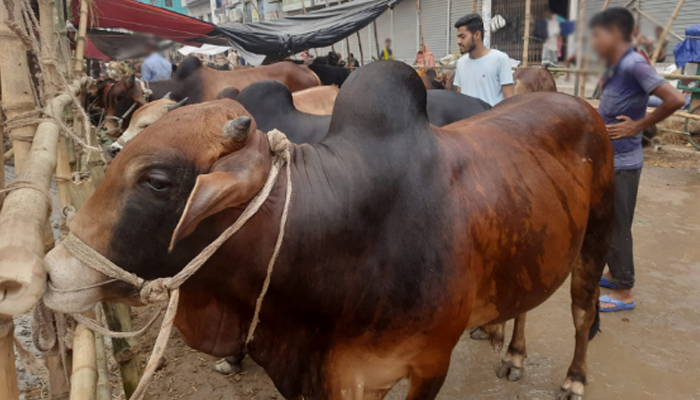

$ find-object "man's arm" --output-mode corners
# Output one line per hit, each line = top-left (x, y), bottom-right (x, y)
(502, 84), (514, 99)
(607, 82), (685, 139)
(499, 54), (515, 99)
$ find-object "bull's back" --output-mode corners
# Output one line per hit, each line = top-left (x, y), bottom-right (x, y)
(439, 93), (612, 326)
(202, 63), (320, 101)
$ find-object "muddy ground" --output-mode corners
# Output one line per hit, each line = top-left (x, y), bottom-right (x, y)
(10, 145), (700, 400)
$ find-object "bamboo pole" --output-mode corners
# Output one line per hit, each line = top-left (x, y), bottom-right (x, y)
(0, 319), (19, 400)
(0, 78), (84, 318)
(0, 3), (38, 175)
(574, 0), (588, 98)
(633, 7), (683, 41)
(39, 0), (61, 97)
(416, 0), (425, 49)
(55, 136), (72, 237)
(522, 0), (532, 67)
(70, 323), (97, 400)
(102, 303), (146, 399)
(373, 21), (381, 60)
(651, 0), (685, 64)
(95, 332), (111, 400)
(356, 31), (365, 65)
(1, 116), (5, 209)
(73, 0), (89, 77)
(3, 148), (13, 161)
(472, 0), (477, 14)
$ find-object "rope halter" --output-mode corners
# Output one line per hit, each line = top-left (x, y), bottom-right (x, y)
(54, 129), (292, 400)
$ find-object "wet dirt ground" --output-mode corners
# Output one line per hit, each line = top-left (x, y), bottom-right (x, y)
(11, 146), (700, 400)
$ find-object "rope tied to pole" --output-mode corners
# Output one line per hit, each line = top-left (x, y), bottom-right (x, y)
(0, 179), (53, 213)
(51, 129), (293, 400)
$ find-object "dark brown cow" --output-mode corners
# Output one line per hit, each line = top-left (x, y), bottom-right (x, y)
(513, 67), (558, 94)
(44, 61), (613, 400)
(103, 57), (321, 132)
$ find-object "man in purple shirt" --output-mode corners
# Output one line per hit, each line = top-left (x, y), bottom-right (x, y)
(590, 8), (684, 312)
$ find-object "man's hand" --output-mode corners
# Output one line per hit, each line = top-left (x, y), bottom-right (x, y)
(606, 116), (640, 140)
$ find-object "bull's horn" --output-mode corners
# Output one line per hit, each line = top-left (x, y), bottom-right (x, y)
(166, 97), (189, 112)
(163, 92), (172, 99)
(223, 116), (251, 142)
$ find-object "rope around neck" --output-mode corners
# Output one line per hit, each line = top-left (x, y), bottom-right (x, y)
(55, 129), (292, 400)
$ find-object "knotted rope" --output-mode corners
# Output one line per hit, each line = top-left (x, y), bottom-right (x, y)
(55, 129), (292, 400)
(0, 180), (53, 213)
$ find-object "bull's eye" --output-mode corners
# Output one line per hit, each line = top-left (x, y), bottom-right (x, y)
(143, 172), (172, 193)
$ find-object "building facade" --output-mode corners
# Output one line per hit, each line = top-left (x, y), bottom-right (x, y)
(137, 0), (189, 15)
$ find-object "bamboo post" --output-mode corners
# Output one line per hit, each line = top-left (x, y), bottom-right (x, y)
(574, 0), (587, 98)
(94, 332), (111, 400)
(0, 78), (84, 318)
(102, 303), (146, 398)
(416, 0), (425, 49)
(472, 0), (477, 14)
(356, 31), (365, 65)
(70, 323), (97, 400)
(56, 136), (72, 237)
(651, 0), (685, 64)
(522, 0), (532, 67)
(634, 8), (683, 41)
(0, 319), (19, 400)
(73, 0), (89, 77)
(0, 3), (38, 175)
(1, 116), (5, 209)
(39, 0), (61, 96)
(373, 21), (381, 60)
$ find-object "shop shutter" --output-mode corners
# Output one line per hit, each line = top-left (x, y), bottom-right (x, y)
(392, 0), (418, 62)
(421, 0), (450, 60)
(450, 0), (481, 55)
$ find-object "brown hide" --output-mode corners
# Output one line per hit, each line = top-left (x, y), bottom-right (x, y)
(292, 86), (339, 115)
(513, 67), (558, 94)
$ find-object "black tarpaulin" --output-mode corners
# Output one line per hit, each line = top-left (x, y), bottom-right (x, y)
(216, 0), (402, 62)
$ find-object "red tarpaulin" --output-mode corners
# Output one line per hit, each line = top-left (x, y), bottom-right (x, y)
(85, 37), (110, 61)
(70, 0), (220, 46)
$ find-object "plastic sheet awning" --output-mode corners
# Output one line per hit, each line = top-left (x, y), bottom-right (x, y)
(179, 44), (232, 56)
(674, 25), (700, 69)
(70, 0), (221, 46)
(216, 0), (403, 62)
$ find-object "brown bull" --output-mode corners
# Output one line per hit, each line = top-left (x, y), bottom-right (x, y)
(44, 61), (613, 400)
(513, 67), (558, 94)
(103, 57), (320, 132)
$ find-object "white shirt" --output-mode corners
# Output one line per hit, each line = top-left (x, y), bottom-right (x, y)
(545, 17), (561, 51)
(453, 50), (514, 106)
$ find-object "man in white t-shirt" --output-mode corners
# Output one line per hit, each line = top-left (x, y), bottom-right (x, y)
(453, 14), (514, 106)
(542, 9), (561, 68)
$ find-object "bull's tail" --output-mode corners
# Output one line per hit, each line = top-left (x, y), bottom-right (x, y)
(588, 300), (601, 340)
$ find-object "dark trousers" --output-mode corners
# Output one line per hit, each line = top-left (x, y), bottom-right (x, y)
(607, 168), (642, 290)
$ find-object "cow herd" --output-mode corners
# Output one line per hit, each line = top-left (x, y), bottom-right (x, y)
(46, 60), (614, 400)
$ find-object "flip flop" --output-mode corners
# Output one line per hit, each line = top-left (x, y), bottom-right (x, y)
(599, 294), (635, 312)
(599, 275), (617, 289)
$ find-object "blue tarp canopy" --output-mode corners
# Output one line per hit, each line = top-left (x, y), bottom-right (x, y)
(674, 24), (700, 69)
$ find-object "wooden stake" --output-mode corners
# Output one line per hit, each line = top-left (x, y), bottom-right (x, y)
(94, 333), (111, 400)
(101, 303), (146, 398)
(0, 319), (19, 400)
(0, 3), (38, 175)
(357, 31), (365, 65)
(522, 0), (532, 67)
(651, 0), (685, 64)
(373, 21), (381, 60)
(39, 0), (61, 97)
(574, 0), (588, 98)
(73, 0), (89, 77)
(472, 0), (477, 14)
(70, 323), (97, 400)
(416, 0), (425, 49)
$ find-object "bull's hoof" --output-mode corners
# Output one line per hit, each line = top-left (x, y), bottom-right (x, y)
(556, 388), (583, 400)
(495, 361), (523, 382)
(212, 358), (242, 375)
(469, 327), (490, 340)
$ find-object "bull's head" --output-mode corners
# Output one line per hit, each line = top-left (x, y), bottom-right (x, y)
(108, 97), (188, 157)
(44, 99), (274, 313)
(102, 74), (148, 134)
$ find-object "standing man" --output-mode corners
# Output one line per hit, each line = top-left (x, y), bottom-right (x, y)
(380, 38), (394, 60)
(141, 43), (173, 82)
(452, 14), (514, 106)
(141, 43), (172, 82)
(590, 8), (684, 312)
(542, 9), (561, 68)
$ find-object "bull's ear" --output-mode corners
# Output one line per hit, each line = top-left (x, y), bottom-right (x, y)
(126, 74), (136, 88)
(168, 130), (270, 250)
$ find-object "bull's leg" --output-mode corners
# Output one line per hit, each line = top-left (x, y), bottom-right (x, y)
(212, 353), (244, 375)
(496, 313), (527, 382)
(558, 226), (609, 399)
(405, 361), (449, 400)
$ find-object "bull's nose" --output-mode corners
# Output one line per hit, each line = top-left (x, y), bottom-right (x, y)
(43, 244), (108, 314)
